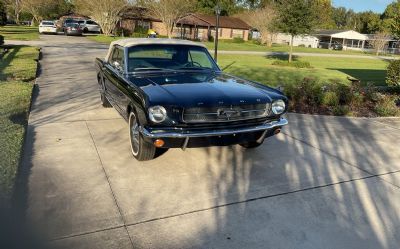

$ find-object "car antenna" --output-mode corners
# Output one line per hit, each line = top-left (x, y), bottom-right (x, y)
(221, 61), (236, 71)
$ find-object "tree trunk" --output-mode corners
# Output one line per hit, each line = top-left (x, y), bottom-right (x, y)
(289, 35), (294, 63)
(15, 12), (20, 24)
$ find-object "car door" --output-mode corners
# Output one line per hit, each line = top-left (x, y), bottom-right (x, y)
(104, 46), (124, 109)
(104, 46), (132, 115)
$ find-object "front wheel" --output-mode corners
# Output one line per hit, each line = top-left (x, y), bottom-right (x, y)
(129, 112), (156, 161)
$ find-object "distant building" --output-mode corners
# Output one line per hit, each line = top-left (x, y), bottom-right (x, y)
(270, 29), (399, 54)
(120, 7), (250, 41)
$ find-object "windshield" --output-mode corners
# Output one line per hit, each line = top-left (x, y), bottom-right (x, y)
(127, 44), (219, 73)
(41, 21), (54, 26)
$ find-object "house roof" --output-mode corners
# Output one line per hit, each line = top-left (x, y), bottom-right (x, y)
(120, 8), (250, 30)
(314, 29), (368, 41)
(178, 14), (250, 30)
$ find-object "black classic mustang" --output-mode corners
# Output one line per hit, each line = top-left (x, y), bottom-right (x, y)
(95, 39), (288, 161)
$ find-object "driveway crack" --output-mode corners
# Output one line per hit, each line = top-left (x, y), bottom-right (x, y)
(84, 121), (135, 249)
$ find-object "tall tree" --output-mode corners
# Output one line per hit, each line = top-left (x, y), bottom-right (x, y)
(0, 0), (7, 25)
(382, 0), (400, 38)
(21, 0), (48, 25)
(140, 0), (195, 38)
(75, 0), (127, 35)
(314, 0), (336, 29)
(275, 0), (318, 62)
(358, 11), (382, 34)
(370, 31), (390, 55)
(236, 4), (276, 46)
(5, 0), (22, 24)
(197, 0), (241, 16)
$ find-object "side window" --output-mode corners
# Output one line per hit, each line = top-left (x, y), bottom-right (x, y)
(189, 50), (213, 68)
(109, 47), (125, 71)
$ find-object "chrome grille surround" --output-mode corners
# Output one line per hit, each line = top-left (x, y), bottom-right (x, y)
(182, 103), (271, 123)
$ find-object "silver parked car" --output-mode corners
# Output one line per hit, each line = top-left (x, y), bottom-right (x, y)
(77, 20), (101, 33)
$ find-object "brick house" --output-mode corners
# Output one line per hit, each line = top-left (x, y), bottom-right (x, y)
(120, 7), (250, 41)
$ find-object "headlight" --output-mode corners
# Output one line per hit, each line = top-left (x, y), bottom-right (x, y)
(271, 100), (286, 115)
(148, 106), (167, 123)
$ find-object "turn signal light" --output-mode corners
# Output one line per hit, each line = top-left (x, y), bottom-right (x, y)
(154, 139), (165, 147)
(274, 129), (281, 135)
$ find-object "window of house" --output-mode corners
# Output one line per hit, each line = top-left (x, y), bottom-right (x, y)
(230, 29), (233, 38)
(219, 28), (222, 37)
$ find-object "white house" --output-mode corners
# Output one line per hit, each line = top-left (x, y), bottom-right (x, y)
(271, 30), (398, 53)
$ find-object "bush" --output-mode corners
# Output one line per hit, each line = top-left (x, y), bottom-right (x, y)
(298, 44), (305, 47)
(386, 60), (400, 86)
(251, 39), (262, 45)
(131, 32), (147, 38)
(272, 60), (312, 68)
(232, 37), (244, 43)
(134, 26), (148, 34)
(374, 94), (400, 116)
(208, 35), (214, 42)
(333, 105), (350, 116)
(284, 77), (324, 108)
(322, 91), (339, 106)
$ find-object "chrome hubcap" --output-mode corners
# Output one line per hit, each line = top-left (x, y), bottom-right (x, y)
(129, 113), (140, 156)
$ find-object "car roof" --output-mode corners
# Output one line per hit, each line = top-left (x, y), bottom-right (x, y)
(110, 38), (206, 48)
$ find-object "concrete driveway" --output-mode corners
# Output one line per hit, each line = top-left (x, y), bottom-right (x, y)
(9, 35), (400, 249)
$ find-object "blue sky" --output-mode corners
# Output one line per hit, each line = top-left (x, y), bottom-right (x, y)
(332, 0), (394, 13)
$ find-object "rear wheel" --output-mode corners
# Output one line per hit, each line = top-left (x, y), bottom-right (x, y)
(129, 112), (156, 161)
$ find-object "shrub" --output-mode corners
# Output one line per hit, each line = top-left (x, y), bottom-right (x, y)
(333, 105), (350, 116)
(374, 94), (400, 116)
(131, 32), (147, 38)
(322, 91), (339, 106)
(251, 39), (262, 45)
(386, 60), (400, 86)
(272, 60), (312, 68)
(298, 44), (305, 47)
(208, 35), (214, 42)
(284, 77), (324, 109)
(134, 26), (148, 34)
(232, 37), (245, 43)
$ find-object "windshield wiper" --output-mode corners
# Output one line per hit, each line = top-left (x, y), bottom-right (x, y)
(133, 67), (177, 72)
(176, 66), (214, 71)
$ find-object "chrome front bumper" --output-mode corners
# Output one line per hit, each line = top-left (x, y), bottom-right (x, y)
(140, 118), (288, 149)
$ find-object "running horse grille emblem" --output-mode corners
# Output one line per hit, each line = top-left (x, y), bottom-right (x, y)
(217, 109), (240, 119)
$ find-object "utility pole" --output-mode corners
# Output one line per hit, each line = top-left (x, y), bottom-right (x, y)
(214, 4), (221, 62)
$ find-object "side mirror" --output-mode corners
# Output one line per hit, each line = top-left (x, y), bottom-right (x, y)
(113, 61), (123, 72)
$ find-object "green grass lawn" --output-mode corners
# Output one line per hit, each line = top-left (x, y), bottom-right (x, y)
(88, 34), (380, 56)
(217, 54), (389, 87)
(88, 35), (388, 86)
(0, 46), (38, 198)
(0, 25), (39, 41)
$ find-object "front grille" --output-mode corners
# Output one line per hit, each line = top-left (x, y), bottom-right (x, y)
(182, 104), (270, 123)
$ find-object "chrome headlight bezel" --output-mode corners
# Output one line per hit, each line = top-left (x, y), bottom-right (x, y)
(271, 100), (286, 115)
(148, 106), (167, 123)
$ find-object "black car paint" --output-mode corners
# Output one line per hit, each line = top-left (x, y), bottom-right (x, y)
(95, 45), (287, 148)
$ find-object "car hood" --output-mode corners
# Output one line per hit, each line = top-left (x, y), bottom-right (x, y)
(129, 72), (286, 108)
